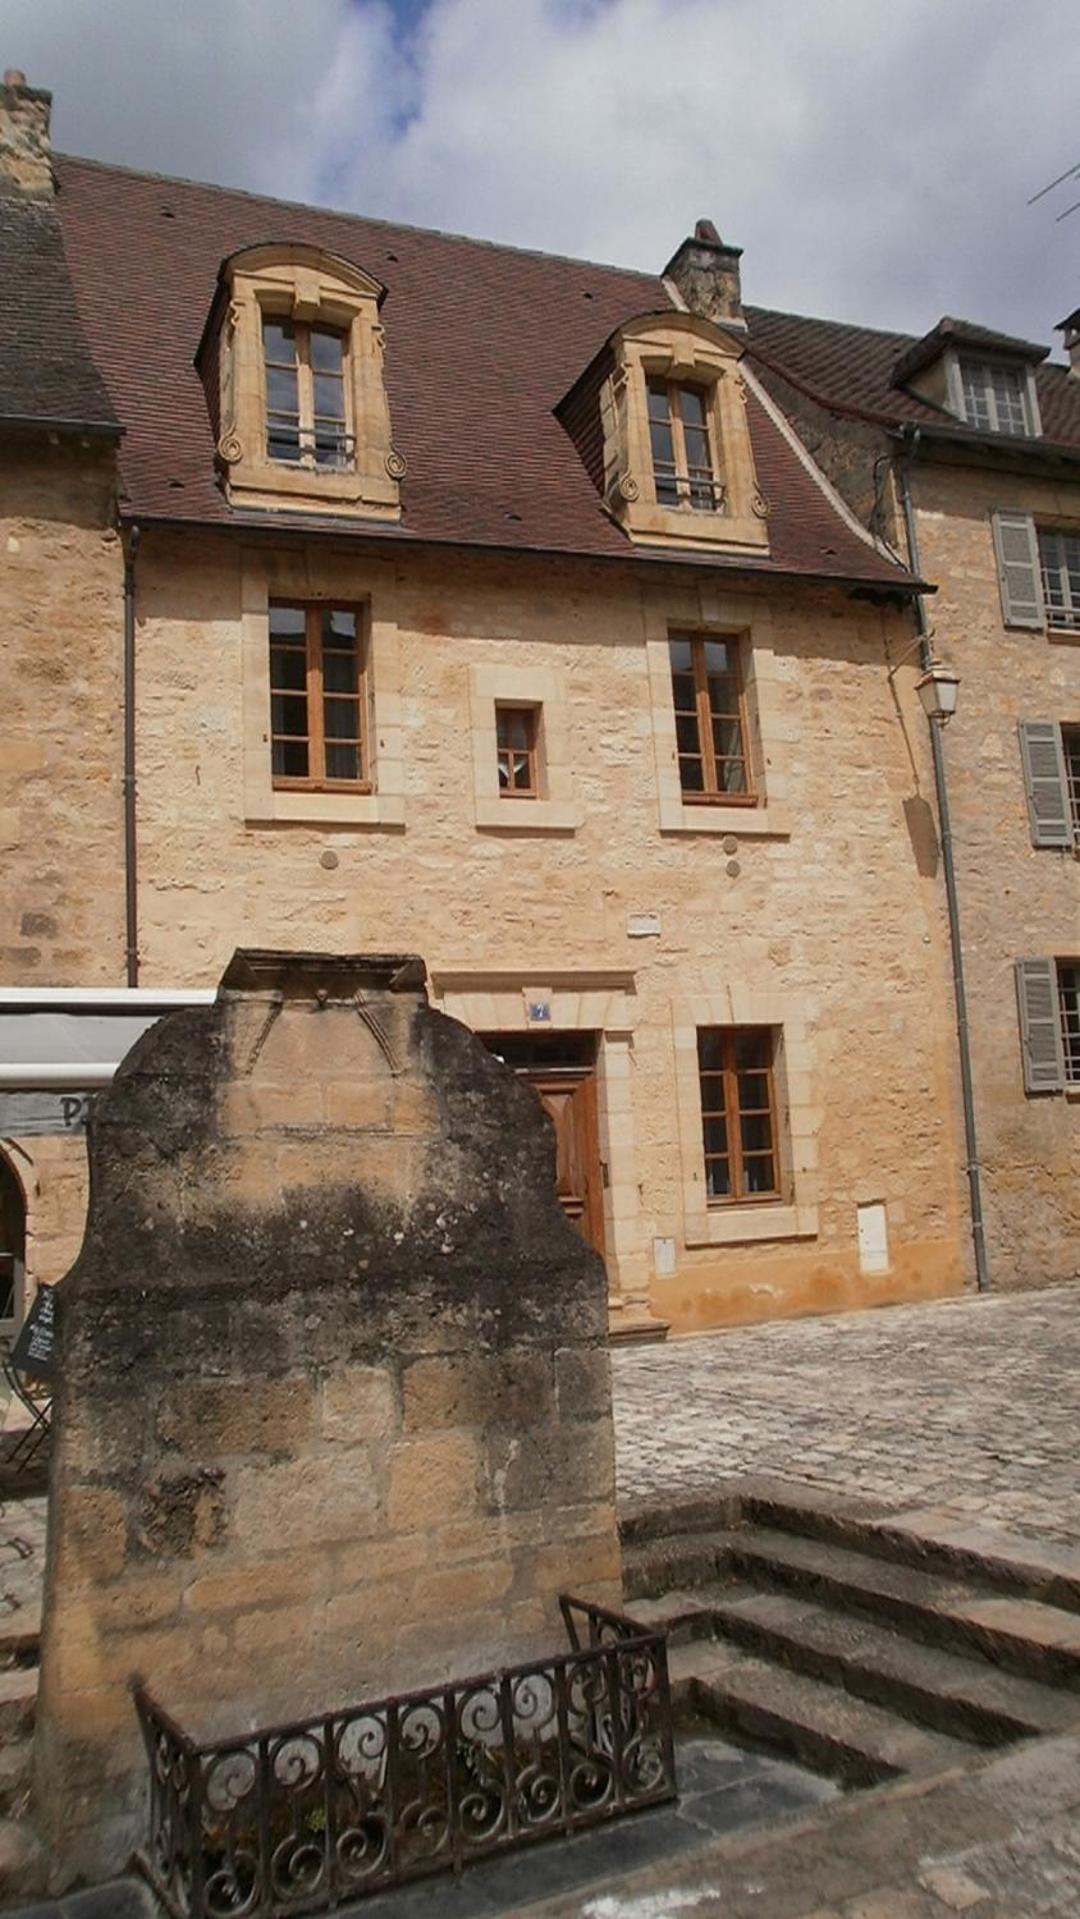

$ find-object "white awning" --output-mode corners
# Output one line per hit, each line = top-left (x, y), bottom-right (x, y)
(0, 989), (214, 1090)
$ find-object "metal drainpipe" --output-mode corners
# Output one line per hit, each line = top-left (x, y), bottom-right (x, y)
(122, 524), (141, 987)
(896, 433), (989, 1292)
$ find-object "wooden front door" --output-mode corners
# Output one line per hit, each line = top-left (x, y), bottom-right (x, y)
(480, 1035), (606, 1261)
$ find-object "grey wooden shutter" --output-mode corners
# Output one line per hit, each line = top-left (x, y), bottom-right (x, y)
(1015, 959), (1066, 1092)
(992, 511), (1044, 628)
(1018, 722), (1073, 846)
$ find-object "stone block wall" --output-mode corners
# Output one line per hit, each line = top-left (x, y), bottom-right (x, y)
(34, 950), (620, 1888)
(912, 465), (1080, 1291)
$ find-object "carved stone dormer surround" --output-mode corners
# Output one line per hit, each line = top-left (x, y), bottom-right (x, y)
(213, 243), (406, 518)
(599, 313), (770, 554)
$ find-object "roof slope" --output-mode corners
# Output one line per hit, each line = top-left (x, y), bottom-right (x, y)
(746, 305), (1080, 446)
(0, 191), (117, 432)
(49, 155), (909, 589)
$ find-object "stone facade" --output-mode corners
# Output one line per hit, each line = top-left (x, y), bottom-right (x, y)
(34, 949), (620, 1886)
(909, 461), (1080, 1291)
(0, 441), (124, 986)
(10, 527), (967, 1330)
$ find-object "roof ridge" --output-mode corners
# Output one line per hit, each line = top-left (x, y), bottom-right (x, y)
(747, 301), (917, 348)
(54, 150), (674, 289)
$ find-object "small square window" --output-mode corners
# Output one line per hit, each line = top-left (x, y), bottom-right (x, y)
(496, 705), (540, 797)
(697, 1026), (781, 1203)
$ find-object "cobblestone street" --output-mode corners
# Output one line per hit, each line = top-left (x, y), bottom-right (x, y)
(614, 1283), (1080, 1544)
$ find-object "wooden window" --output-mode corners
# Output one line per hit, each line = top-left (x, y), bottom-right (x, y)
(697, 1027), (780, 1203)
(646, 378), (722, 511)
(262, 318), (352, 468)
(1038, 529), (1080, 630)
(669, 633), (753, 802)
(269, 602), (368, 789)
(1063, 727), (1080, 835)
(959, 360), (1035, 437)
(496, 705), (540, 797)
(1059, 961), (1080, 1085)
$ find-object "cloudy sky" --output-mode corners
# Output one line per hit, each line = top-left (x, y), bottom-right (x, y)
(4, 0), (1077, 348)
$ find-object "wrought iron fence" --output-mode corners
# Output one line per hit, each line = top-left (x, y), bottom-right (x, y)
(135, 1594), (676, 1918)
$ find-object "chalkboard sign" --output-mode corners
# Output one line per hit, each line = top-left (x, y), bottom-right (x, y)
(11, 1285), (55, 1382)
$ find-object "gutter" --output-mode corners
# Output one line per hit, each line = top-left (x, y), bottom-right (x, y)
(0, 410), (122, 440)
(123, 524), (141, 987)
(896, 428), (989, 1295)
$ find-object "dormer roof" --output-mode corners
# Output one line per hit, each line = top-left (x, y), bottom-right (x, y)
(892, 315), (1049, 390)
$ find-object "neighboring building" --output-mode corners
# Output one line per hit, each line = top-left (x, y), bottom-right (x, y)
(1, 76), (975, 1337)
(736, 287), (1080, 1294)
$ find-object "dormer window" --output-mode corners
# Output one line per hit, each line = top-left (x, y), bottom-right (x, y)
(647, 378), (722, 511)
(203, 243), (406, 520)
(567, 313), (769, 555)
(958, 359), (1036, 437)
(263, 319), (352, 468)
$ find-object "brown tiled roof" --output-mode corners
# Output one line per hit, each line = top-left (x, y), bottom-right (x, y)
(0, 191), (118, 433)
(49, 155), (910, 590)
(746, 305), (1080, 448)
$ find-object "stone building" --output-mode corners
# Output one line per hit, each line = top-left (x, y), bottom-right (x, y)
(739, 294), (1080, 1294)
(0, 74), (976, 1337)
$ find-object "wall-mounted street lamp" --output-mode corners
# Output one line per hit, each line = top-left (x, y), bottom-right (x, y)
(914, 657), (961, 725)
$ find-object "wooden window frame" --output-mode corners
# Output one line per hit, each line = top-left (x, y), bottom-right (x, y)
(269, 601), (370, 793)
(495, 703), (541, 799)
(646, 378), (723, 512)
(1062, 725), (1080, 836)
(956, 358), (1037, 438)
(1059, 959), (1080, 1085)
(669, 631), (756, 806)
(262, 316), (355, 472)
(1038, 528), (1080, 632)
(697, 1026), (782, 1206)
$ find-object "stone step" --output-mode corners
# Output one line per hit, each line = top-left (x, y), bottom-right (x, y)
(741, 1490), (1080, 1615)
(703, 1587), (1080, 1747)
(670, 1644), (972, 1787)
(724, 1527), (1080, 1686)
(0, 1669), (36, 1741)
(0, 1608), (40, 1669)
(623, 1527), (732, 1599)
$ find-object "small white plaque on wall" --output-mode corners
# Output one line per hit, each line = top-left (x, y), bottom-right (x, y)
(627, 913), (661, 938)
(857, 1202), (890, 1276)
(653, 1236), (677, 1277)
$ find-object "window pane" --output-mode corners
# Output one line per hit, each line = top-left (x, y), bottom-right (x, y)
(679, 757), (705, 793)
(676, 713), (701, 756)
(271, 695), (308, 738)
(324, 700), (359, 740)
(703, 1117), (728, 1158)
(743, 1154), (776, 1195)
(323, 650), (359, 694)
(272, 739), (308, 779)
(270, 648), (306, 692)
(719, 759), (748, 794)
(671, 673), (697, 715)
(705, 1160), (731, 1199)
(735, 1029), (771, 1071)
(270, 604), (306, 639)
(738, 1070), (772, 1111)
(310, 328), (344, 375)
(324, 608), (357, 645)
(263, 319), (297, 364)
(266, 365), (299, 414)
(647, 379), (671, 421)
(712, 717), (743, 759)
(741, 1113), (773, 1154)
(703, 639), (733, 677)
(326, 743), (360, 781)
(679, 386), (707, 429)
(697, 1031), (725, 1073)
(668, 636), (694, 674)
(313, 373), (345, 420)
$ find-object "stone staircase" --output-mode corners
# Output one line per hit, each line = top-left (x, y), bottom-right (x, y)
(623, 1491), (1080, 1789)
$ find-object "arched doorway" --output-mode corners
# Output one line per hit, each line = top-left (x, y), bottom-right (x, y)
(0, 1153), (26, 1336)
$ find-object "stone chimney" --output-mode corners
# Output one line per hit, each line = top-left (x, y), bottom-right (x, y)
(0, 69), (53, 195)
(1057, 307), (1080, 379)
(664, 218), (745, 330)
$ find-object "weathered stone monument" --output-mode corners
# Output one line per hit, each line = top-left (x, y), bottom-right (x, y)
(35, 951), (624, 1888)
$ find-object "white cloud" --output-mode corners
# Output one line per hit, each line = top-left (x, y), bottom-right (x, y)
(4, 0), (1077, 342)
